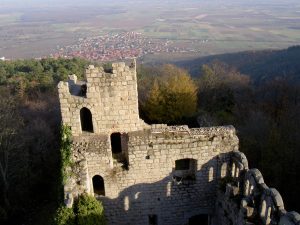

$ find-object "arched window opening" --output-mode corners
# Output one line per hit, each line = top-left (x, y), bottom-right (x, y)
(80, 107), (93, 132)
(221, 162), (227, 178)
(166, 181), (171, 197)
(135, 192), (141, 200)
(231, 163), (236, 177)
(208, 167), (214, 182)
(249, 185), (254, 195)
(260, 200), (267, 219)
(124, 196), (130, 211)
(111, 132), (122, 154)
(235, 167), (240, 178)
(244, 180), (250, 196)
(92, 175), (105, 196)
(266, 207), (272, 225)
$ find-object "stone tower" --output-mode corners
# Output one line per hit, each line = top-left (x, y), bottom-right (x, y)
(58, 60), (147, 136)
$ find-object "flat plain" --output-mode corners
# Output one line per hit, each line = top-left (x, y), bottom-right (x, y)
(0, 0), (300, 60)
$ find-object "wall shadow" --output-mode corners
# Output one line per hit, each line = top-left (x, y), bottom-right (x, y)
(95, 153), (231, 225)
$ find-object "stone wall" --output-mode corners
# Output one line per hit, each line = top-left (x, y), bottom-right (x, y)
(215, 151), (300, 225)
(64, 125), (239, 225)
(58, 60), (148, 136)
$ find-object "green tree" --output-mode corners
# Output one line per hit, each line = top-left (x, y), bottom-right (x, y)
(142, 64), (197, 124)
(53, 194), (106, 225)
(53, 206), (75, 225)
(74, 194), (106, 225)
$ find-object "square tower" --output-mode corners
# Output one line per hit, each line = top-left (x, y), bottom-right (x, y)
(58, 60), (148, 136)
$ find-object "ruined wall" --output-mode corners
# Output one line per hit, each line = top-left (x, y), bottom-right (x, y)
(58, 61), (299, 225)
(215, 152), (300, 225)
(59, 62), (240, 225)
(57, 61), (147, 136)
(65, 125), (238, 225)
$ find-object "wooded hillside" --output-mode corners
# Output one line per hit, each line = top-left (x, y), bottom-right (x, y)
(176, 46), (300, 84)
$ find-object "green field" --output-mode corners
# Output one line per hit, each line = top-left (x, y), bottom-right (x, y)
(0, 0), (300, 60)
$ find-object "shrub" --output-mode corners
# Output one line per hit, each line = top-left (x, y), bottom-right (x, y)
(60, 125), (73, 184)
(53, 206), (75, 225)
(74, 194), (106, 225)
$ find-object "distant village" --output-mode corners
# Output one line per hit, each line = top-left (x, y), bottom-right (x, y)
(51, 32), (207, 61)
(1, 32), (209, 61)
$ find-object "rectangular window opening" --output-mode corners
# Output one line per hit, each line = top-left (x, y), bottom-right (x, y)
(111, 132), (122, 154)
(175, 159), (191, 170)
(174, 159), (197, 183)
(111, 132), (129, 170)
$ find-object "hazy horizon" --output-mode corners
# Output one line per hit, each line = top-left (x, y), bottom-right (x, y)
(1, 0), (300, 8)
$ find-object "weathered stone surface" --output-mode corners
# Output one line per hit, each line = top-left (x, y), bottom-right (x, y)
(215, 154), (299, 225)
(279, 212), (300, 225)
(58, 61), (299, 225)
(57, 61), (149, 136)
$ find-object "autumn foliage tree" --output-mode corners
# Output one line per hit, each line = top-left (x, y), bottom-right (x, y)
(141, 64), (197, 124)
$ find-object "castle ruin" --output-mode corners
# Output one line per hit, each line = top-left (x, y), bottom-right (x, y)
(58, 61), (300, 225)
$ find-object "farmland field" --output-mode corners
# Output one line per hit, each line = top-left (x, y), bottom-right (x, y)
(0, 0), (300, 60)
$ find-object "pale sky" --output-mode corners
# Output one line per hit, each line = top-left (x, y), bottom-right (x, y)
(1, 0), (299, 12)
